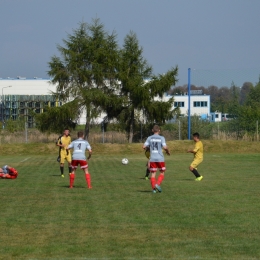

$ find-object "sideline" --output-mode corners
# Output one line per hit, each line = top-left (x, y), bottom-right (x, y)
(20, 157), (31, 163)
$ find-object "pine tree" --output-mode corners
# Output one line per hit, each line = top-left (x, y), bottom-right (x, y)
(48, 19), (121, 139)
(118, 32), (178, 143)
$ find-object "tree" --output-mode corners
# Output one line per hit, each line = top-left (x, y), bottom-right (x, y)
(48, 19), (121, 139)
(245, 80), (260, 108)
(118, 32), (178, 143)
(34, 100), (78, 134)
(239, 82), (253, 105)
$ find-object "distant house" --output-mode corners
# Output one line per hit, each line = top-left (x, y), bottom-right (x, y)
(210, 111), (234, 122)
(163, 90), (210, 119)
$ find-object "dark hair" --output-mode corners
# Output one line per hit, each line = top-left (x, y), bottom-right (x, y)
(78, 131), (84, 137)
(193, 132), (200, 138)
(152, 125), (161, 132)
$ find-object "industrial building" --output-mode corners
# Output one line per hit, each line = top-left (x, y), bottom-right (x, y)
(0, 78), (61, 127)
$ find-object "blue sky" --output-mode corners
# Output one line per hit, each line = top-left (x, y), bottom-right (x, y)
(0, 0), (259, 86)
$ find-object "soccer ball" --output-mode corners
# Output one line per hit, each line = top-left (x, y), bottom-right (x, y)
(122, 158), (129, 165)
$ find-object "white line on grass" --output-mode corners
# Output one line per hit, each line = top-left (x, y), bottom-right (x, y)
(20, 157), (31, 163)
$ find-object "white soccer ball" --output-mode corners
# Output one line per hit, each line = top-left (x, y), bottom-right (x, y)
(122, 158), (129, 165)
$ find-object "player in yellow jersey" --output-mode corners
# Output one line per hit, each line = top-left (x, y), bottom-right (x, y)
(187, 132), (203, 181)
(56, 128), (72, 177)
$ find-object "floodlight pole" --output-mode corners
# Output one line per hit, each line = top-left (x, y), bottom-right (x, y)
(188, 68), (191, 140)
(1, 86), (12, 127)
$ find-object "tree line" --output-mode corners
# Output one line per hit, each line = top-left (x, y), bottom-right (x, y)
(169, 78), (260, 138)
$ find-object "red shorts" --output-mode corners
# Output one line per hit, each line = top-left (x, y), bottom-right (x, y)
(71, 160), (88, 169)
(149, 162), (166, 172)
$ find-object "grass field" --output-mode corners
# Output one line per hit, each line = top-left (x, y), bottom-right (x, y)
(0, 149), (260, 259)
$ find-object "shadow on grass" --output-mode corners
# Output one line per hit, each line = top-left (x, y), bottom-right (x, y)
(60, 185), (87, 189)
(137, 190), (153, 193)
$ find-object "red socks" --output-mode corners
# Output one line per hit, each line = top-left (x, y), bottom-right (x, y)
(157, 173), (164, 186)
(69, 172), (92, 189)
(85, 173), (92, 189)
(150, 177), (156, 189)
(69, 173), (75, 188)
(150, 174), (165, 190)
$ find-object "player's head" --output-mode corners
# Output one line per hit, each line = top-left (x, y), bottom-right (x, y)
(63, 128), (70, 136)
(77, 131), (84, 138)
(152, 125), (160, 133)
(193, 132), (200, 141)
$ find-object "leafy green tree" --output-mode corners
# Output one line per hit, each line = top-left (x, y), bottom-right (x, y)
(34, 100), (79, 134)
(118, 32), (178, 143)
(226, 80), (260, 138)
(48, 19), (121, 139)
(245, 80), (260, 108)
(239, 82), (253, 105)
(227, 82), (240, 116)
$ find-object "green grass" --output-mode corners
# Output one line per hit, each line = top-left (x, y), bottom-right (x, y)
(0, 152), (259, 259)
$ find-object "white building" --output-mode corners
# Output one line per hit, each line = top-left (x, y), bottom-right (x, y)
(163, 91), (210, 119)
(0, 78), (56, 95)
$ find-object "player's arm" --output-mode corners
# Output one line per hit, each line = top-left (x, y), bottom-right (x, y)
(56, 137), (64, 147)
(162, 138), (170, 155)
(66, 143), (73, 151)
(163, 146), (170, 156)
(143, 139), (149, 150)
(87, 150), (92, 160)
(187, 143), (199, 153)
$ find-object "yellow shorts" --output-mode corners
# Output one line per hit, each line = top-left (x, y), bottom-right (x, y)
(190, 159), (203, 169)
(60, 150), (72, 164)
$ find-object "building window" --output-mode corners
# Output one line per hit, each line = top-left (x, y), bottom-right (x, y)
(201, 101), (207, 107)
(193, 101), (208, 107)
(174, 102), (184, 107)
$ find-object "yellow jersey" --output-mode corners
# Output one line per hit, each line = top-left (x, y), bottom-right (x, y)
(193, 140), (203, 160)
(57, 135), (71, 150)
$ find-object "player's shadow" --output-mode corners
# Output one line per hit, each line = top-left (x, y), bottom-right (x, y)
(137, 190), (153, 193)
(60, 185), (86, 189)
(178, 178), (194, 181)
(51, 174), (62, 177)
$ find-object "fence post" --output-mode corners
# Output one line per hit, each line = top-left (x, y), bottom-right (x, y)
(25, 122), (28, 143)
(178, 120), (181, 140)
(102, 122), (105, 143)
(218, 122), (220, 140)
(188, 68), (191, 140)
(257, 120), (259, 141)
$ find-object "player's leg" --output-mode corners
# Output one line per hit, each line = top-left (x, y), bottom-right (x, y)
(145, 161), (150, 180)
(189, 160), (203, 181)
(7, 167), (18, 179)
(154, 162), (166, 192)
(69, 160), (77, 188)
(79, 160), (92, 189)
(59, 151), (66, 177)
(67, 151), (72, 174)
(149, 162), (157, 192)
(150, 172), (157, 193)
